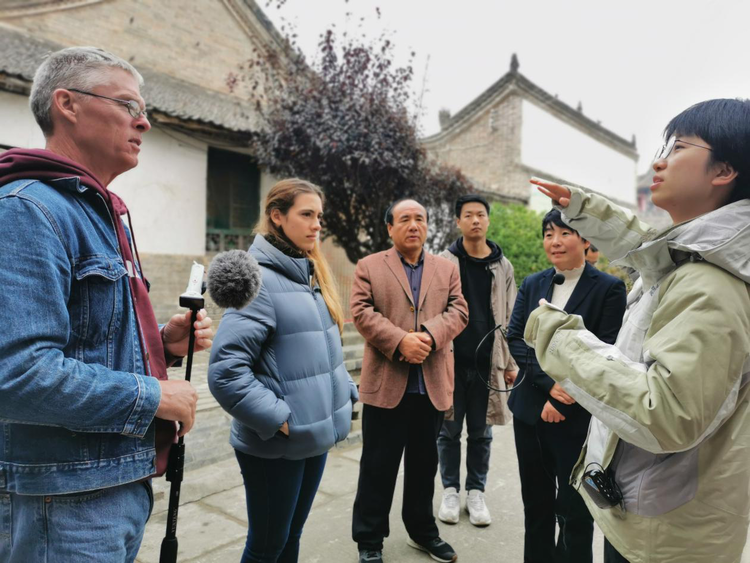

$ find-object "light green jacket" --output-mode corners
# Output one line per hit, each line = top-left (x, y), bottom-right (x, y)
(525, 187), (750, 563)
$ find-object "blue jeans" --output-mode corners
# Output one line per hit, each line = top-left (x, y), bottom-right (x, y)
(437, 368), (493, 492)
(0, 480), (153, 563)
(235, 450), (327, 563)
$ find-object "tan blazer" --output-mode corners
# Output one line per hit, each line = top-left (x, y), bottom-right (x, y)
(350, 247), (469, 410)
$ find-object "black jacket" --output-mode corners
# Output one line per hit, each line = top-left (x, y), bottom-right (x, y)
(507, 263), (627, 431)
(448, 237), (503, 371)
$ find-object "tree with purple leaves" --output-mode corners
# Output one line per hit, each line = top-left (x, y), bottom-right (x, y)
(229, 6), (472, 262)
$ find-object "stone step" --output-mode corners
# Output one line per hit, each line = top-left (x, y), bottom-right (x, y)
(343, 322), (359, 334)
(342, 331), (364, 347)
(342, 344), (364, 362)
(345, 358), (362, 372)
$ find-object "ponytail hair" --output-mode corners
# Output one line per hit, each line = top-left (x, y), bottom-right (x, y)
(256, 178), (345, 333)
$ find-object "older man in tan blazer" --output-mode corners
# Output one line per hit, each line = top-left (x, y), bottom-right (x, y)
(351, 199), (468, 563)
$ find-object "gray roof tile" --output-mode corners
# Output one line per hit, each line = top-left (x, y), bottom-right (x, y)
(0, 26), (259, 133)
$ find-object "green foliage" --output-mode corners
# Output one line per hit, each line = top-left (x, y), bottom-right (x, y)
(596, 256), (634, 292)
(486, 202), (635, 292)
(231, 24), (471, 262)
(487, 203), (548, 286)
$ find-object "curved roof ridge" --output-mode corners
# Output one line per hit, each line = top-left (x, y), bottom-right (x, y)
(424, 64), (636, 156)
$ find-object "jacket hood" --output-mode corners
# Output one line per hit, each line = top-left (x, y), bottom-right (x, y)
(448, 237), (503, 264)
(616, 200), (750, 286)
(0, 148), (128, 214)
(249, 234), (311, 285)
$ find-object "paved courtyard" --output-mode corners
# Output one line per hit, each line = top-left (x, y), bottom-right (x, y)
(136, 424), (750, 563)
(136, 425), (606, 563)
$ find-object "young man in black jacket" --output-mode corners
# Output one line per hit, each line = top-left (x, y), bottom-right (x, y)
(437, 194), (518, 527)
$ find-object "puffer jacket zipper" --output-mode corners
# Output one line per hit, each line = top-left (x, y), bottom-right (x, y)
(309, 273), (338, 444)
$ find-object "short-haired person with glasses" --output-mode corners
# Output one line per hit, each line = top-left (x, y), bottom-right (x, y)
(0, 47), (213, 562)
(436, 194), (518, 527)
(525, 98), (750, 563)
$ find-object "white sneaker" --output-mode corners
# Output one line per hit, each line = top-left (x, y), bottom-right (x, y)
(438, 487), (460, 524)
(466, 489), (491, 527)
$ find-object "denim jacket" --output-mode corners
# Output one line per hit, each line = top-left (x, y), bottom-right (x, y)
(0, 178), (162, 495)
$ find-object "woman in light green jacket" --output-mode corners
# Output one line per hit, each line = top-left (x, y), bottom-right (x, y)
(525, 99), (750, 563)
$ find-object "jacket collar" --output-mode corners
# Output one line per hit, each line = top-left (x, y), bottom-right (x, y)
(537, 263), (598, 313)
(250, 234), (310, 285)
(617, 199), (750, 287)
(384, 246), (437, 307)
(563, 263), (599, 313)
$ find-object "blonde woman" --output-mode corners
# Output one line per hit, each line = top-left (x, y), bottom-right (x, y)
(209, 179), (358, 563)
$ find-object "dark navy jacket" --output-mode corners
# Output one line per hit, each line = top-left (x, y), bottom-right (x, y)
(507, 263), (627, 432)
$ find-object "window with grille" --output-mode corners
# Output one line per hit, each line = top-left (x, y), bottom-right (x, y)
(205, 147), (261, 251)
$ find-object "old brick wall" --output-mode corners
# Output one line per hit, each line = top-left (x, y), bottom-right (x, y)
(425, 92), (525, 201)
(0, 0), (266, 98)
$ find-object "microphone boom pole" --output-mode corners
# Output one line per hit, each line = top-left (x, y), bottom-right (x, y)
(160, 263), (206, 563)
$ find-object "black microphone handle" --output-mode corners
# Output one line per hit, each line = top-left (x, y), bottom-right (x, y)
(159, 303), (202, 563)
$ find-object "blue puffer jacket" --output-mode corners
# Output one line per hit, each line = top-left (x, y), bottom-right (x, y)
(208, 234), (358, 460)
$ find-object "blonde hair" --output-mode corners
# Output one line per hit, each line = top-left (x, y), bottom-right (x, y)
(256, 178), (345, 333)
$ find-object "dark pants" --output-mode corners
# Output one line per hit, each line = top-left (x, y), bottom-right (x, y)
(513, 417), (594, 563)
(235, 450), (327, 563)
(604, 539), (630, 563)
(352, 394), (445, 551)
(437, 368), (492, 492)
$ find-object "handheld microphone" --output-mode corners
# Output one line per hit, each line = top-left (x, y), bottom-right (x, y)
(207, 249), (263, 310)
(163, 255), (258, 563)
(179, 262), (206, 310)
(475, 272), (565, 393)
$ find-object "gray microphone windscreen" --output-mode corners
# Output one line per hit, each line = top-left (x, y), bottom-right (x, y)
(207, 250), (262, 310)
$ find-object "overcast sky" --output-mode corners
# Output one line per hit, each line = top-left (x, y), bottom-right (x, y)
(262, 0), (749, 175)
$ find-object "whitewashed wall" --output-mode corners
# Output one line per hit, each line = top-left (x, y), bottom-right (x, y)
(521, 99), (637, 209)
(0, 91), (210, 255)
(111, 127), (208, 255)
(0, 91), (45, 149)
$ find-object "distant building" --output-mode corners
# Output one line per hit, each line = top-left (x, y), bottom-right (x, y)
(636, 171), (672, 229)
(423, 54), (639, 213)
(0, 0), (356, 319)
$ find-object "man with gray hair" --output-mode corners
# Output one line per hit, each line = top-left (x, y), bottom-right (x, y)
(0, 47), (213, 562)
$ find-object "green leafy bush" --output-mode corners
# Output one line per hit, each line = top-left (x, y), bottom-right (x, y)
(487, 203), (548, 287)
(487, 202), (633, 291)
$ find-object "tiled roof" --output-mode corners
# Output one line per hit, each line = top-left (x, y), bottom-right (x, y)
(0, 25), (260, 133)
(424, 58), (637, 157)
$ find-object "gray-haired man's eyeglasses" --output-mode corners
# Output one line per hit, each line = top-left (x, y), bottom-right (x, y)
(653, 136), (712, 162)
(67, 88), (148, 120)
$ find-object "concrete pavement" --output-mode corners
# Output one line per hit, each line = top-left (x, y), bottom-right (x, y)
(135, 343), (750, 561)
(136, 425), (610, 563)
